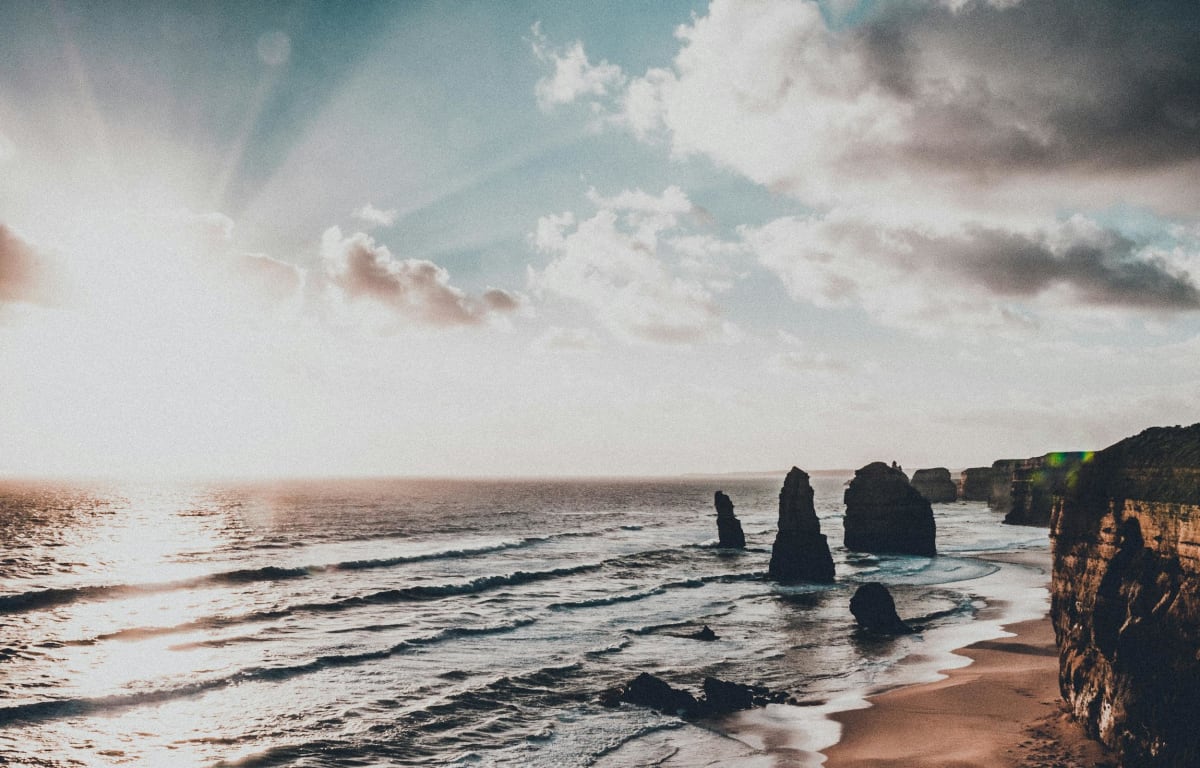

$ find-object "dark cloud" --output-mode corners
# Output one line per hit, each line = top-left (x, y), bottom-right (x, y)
(855, 0), (1200, 175)
(0, 224), (49, 305)
(905, 223), (1200, 310)
(323, 228), (522, 327)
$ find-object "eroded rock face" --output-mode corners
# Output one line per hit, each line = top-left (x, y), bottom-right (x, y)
(843, 462), (936, 556)
(960, 467), (993, 501)
(988, 459), (1021, 513)
(911, 467), (957, 503)
(849, 582), (914, 635)
(768, 467), (835, 582)
(604, 673), (793, 718)
(1051, 424), (1200, 767)
(713, 491), (746, 549)
(1004, 451), (1092, 527)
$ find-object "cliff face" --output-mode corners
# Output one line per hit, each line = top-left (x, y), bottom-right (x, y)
(910, 467), (957, 503)
(1004, 451), (1093, 527)
(843, 462), (936, 556)
(959, 467), (993, 501)
(1051, 424), (1200, 767)
(988, 459), (1021, 512)
(769, 467), (836, 582)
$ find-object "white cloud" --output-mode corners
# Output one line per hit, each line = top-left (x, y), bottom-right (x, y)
(529, 187), (740, 345)
(353, 203), (399, 228)
(321, 226), (523, 327)
(530, 22), (626, 112)
(0, 130), (14, 163)
(532, 325), (603, 353)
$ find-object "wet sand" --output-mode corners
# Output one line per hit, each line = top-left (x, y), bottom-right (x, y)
(821, 614), (1114, 768)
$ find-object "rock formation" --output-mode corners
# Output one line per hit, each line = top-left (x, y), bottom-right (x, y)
(910, 467), (957, 503)
(768, 467), (836, 582)
(988, 459), (1021, 513)
(712, 491), (745, 548)
(843, 462), (936, 556)
(1003, 451), (1092, 527)
(849, 582), (914, 635)
(1051, 424), (1200, 767)
(959, 467), (993, 501)
(603, 673), (794, 718)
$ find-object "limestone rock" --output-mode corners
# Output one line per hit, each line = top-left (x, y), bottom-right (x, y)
(768, 467), (835, 582)
(1051, 424), (1200, 767)
(959, 467), (993, 501)
(910, 467), (957, 503)
(849, 582), (914, 635)
(713, 490), (745, 548)
(843, 462), (936, 557)
(619, 672), (700, 716)
(1003, 451), (1092, 527)
(988, 459), (1021, 513)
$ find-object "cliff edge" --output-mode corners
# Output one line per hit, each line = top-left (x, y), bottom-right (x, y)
(1050, 424), (1200, 767)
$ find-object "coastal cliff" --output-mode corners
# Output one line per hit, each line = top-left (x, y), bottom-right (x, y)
(1004, 451), (1092, 527)
(1050, 424), (1200, 767)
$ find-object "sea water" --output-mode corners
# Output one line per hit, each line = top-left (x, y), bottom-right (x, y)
(0, 475), (1050, 766)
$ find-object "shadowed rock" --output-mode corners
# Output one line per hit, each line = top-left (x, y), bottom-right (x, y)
(959, 467), (993, 501)
(910, 467), (957, 503)
(768, 467), (835, 582)
(713, 491), (745, 548)
(988, 459), (1021, 512)
(604, 673), (794, 718)
(617, 672), (700, 716)
(843, 462), (936, 556)
(849, 582), (914, 635)
(1003, 451), (1092, 527)
(1051, 423), (1200, 767)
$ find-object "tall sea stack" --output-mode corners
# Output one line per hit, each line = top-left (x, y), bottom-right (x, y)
(843, 462), (936, 556)
(768, 467), (835, 582)
(1051, 424), (1200, 767)
(713, 491), (745, 548)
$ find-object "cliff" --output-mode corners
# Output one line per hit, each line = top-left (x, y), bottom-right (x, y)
(910, 467), (957, 503)
(1004, 451), (1093, 527)
(843, 462), (936, 556)
(1050, 424), (1200, 767)
(713, 491), (746, 548)
(959, 466), (993, 501)
(988, 459), (1021, 512)
(768, 467), (836, 582)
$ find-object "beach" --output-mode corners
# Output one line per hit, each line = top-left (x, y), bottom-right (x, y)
(823, 562), (1114, 768)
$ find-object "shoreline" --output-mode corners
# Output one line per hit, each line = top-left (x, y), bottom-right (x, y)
(821, 562), (1113, 768)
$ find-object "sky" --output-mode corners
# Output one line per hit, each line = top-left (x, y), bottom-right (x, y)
(0, 0), (1198, 478)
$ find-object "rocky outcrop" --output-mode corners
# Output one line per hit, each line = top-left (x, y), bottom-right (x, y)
(1004, 452), (1092, 527)
(988, 459), (1021, 512)
(959, 467), (993, 501)
(602, 673), (794, 717)
(910, 467), (957, 503)
(843, 462), (936, 556)
(768, 467), (836, 582)
(849, 582), (914, 635)
(713, 491), (746, 548)
(1051, 424), (1200, 767)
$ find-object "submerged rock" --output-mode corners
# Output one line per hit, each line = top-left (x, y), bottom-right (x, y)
(849, 582), (914, 635)
(690, 625), (718, 641)
(768, 467), (836, 582)
(605, 673), (793, 718)
(618, 672), (700, 716)
(843, 462), (936, 556)
(1051, 424), (1200, 767)
(910, 467), (957, 503)
(713, 491), (746, 548)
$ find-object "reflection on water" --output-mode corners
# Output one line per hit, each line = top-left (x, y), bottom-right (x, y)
(0, 477), (1049, 766)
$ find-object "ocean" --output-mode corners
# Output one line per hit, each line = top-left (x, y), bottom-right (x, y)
(0, 475), (1051, 767)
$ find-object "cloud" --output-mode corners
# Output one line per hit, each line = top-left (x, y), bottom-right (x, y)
(529, 187), (740, 345)
(352, 203), (398, 228)
(530, 22), (625, 112)
(226, 252), (306, 308)
(321, 226), (523, 327)
(743, 212), (1200, 335)
(0, 224), (52, 305)
(550, 0), (1200, 221)
(0, 130), (14, 163)
(532, 325), (603, 353)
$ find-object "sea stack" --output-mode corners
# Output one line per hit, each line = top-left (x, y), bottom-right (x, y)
(843, 462), (936, 556)
(768, 467), (835, 582)
(849, 582), (913, 635)
(959, 467), (993, 501)
(713, 491), (746, 549)
(1051, 424), (1200, 767)
(909, 467), (957, 503)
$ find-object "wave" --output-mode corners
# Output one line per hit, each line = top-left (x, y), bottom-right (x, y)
(0, 618), (538, 726)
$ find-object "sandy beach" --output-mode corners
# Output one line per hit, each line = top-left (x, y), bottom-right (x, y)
(822, 613), (1114, 768)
